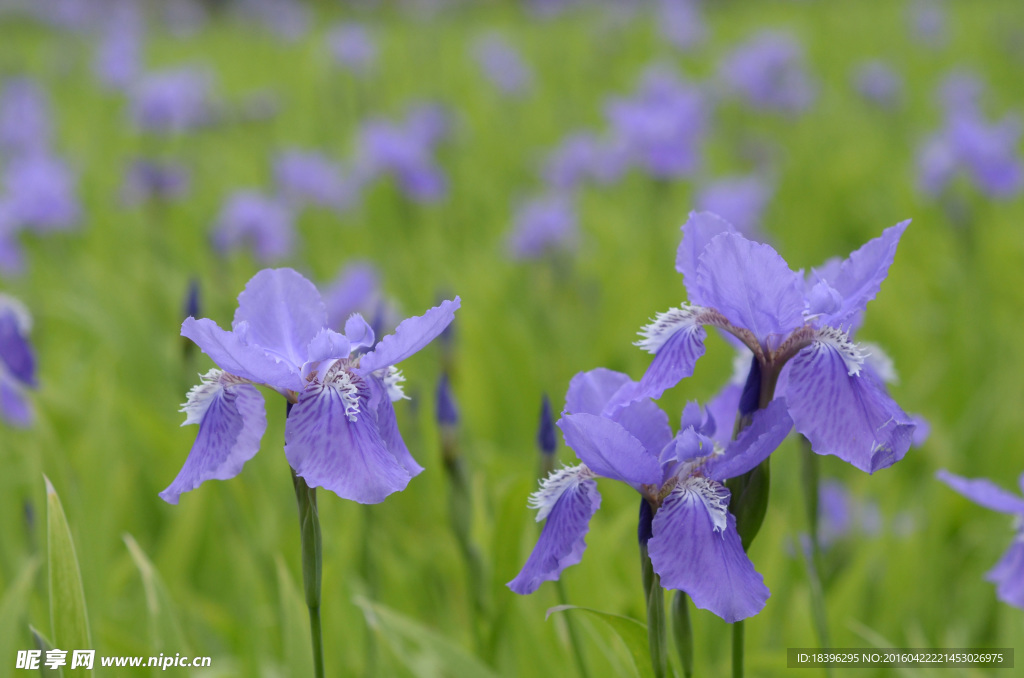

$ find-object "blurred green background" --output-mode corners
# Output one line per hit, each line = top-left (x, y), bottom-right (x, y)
(2, 0), (1023, 675)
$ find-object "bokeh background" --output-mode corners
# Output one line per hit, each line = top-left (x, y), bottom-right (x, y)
(2, 0), (1023, 675)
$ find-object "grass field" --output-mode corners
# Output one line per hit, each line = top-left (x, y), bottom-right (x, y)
(2, 1), (1023, 675)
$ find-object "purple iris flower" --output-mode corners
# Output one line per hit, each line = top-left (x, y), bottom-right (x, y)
(853, 61), (903, 109)
(273, 150), (358, 211)
(506, 193), (578, 260)
(541, 132), (629, 191)
(817, 479), (882, 547)
(0, 294), (37, 427)
(321, 261), (398, 334)
(918, 108), (1023, 199)
(163, 268), (459, 504)
(211, 192), (294, 263)
(0, 78), (52, 157)
(614, 211), (916, 474)
(240, 0), (309, 42)
(354, 108), (450, 203)
(719, 31), (816, 114)
(472, 33), (533, 98)
(606, 67), (709, 179)
(3, 154), (80, 232)
(326, 23), (377, 75)
(509, 368), (792, 622)
(937, 469), (1024, 609)
(694, 174), (773, 239)
(908, 0), (947, 48)
(121, 159), (190, 205)
(656, 0), (706, 51)
(93, 1), (144, 91)
(938, 71), (985, 116)
(129, 68), (213, 134)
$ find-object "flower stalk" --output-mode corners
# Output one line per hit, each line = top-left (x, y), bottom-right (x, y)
(671, 592), (694, 678)
(640, 500), (667, 678)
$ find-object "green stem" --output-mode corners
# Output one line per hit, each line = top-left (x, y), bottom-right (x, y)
(640, 543), (667, 678)
(289, 400), (324, 678)
(555, 579), (592, 678)
(671, 592), (694, 678)
(732, 620), (744, 678)
(799, 438), (832, 677)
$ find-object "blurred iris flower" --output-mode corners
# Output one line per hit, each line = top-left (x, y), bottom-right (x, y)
(508, 368), (792, 622)
(93, 1), (144, 91)
(541, 132), (628, 191)
(3, 154), (80, 232)
(354, 106), (451, 202)
(0, 294), (37, 427)
(0, 78), (52, 157)
(719, 31), (816, 113)
(211, 191), (294, 263)
(130, 68), (213, 133)
(321, 261), (398, 335)
(326, 22), (377, 74)
(506, 193), (578, 260)
(694, 174), (773, 239)
(273, 150), (358, 211)
(853, 61), (903, 109)
(937, 469), (1024, 608)
(613, 211), (916, 474)
(656, 0), (706, 51)
(471, 33), (533, 97)
(163, 268), (459, 504)
(121, 159), (190, 205)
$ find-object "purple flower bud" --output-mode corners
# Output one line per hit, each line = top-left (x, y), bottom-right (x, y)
(211, 191), (295, 262)
(472, 33), (533, 97)
(327, 23), (377, 74)
(537, 393), (557, 455)
(436, 372), (458, 426)
(0, 294), (36, 427)
(506, 193), (578, 260)
(183, 278), (201, 320)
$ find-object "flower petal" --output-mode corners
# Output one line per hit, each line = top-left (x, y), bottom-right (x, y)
(305, 328), (351, 366)
(703, 397), (792, 481)
(182, 317), (302, 391)
(706, 382), (742, 445)
(986, 539), (1024, 609)
(783, 342), (915, 473)
(0, 308), (35, 386)
(694, 233), (805, 344)
(344, 313), (376, 352)
(648, 477), (769, 622)
(819, 221), (910, 328)
(557, 413), (662, 487)
(0, 375), (32, 427)
(565, 367), (629, 416)
(675, 211), (736, 299)
(232, 268), (327, 370)
(160, 375), (266, 504)
(936, 470), (1024, 515)
(372, 377), (424, 477)
(508, 467), (601, 594)
(356, 297), (460, 374)
(284, 378), (411, 504)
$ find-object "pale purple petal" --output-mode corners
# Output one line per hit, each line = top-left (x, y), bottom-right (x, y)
(911, 414), (930, 447)
(694, 233), (804, 342)
(305, 329), (351, 366)
(160, 378), (266, 504)
(648, 477), (769, 622)
(564, 368), (672, 454)
(232, 268), (327, 370)
(508, 470), (601, 594)
(356, 297), (460, 374)
(936, 470), (1024, 515)
(344, 313), (375, 352)
(610, 319), (707, 412)
(783, 343), (914, 473)
(706, 382), (742, 445)
(374, 386), (424, 477)
(987, 539), (1024, 609)
(284, 378), (411, 504)
(181, 317), (302, 391)
(675, 211), (736, 293)
(557, 413), (662, 486)
(819, 221), (909, 328)
(703, 397), (792, 481)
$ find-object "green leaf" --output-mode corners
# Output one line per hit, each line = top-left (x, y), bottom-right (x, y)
(29, 624), (63, 676)
(546, 605), (654, 678)
(45, 476), (92, 665)
(354, 595), (498, 678)
(0, 557), (39, 668)
(122, 533), (189, 654)
(275, 555), (312, 677)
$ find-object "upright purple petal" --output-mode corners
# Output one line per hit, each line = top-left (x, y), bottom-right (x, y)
(783, 339), (915, 473)
(819, 221), (909, 328)
(675, 211), (737, 293)
(232, 268), (327, 370)
(987, 540), (1024, 609)
(564, 368), (672, 454)
(160, 372), (267, 504)
(304, 329), (351, 368)
(694, 233), (805, 343)
(557, 413), (662, 487)
(322, 261), (381, 331)
(508, 467), (601, 594)
(181, 317), (303, 391)
(936, 470), (1024, 515)
(648, 477), (769, 622)
(706, 381), (742, 446)
(703, 398), (792, 481)
(285, 375), (411, 504)
(356, 297), (460, 374)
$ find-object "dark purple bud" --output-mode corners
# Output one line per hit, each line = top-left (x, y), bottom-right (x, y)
(537, 393), (557, 456)
(436, 372), (458, 426)
(0, 302), (37, 387)
(183, 278), (201, 320)
(738, 356), (761, 418)
(637, 496), (654, 547)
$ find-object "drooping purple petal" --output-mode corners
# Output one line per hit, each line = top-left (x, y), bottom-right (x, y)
(936, 470), (1024, 515)
(987, 539), (1024, 609)
(284, 376), (411, 504)
(818, 221), (909, 328)
(232, 268), (327, 370)
(783, 341), (915, 473)
(0, 307), (36, 386)
(373, 378), (425, 477)
(160, 373), (267, 504)
(508, 467), (601, 594)
(703, 397), (792, 481)
(181, 317), (302, 392)
(694, 233), (805, 343)
(557, 413), (662, 487)
(648, 477), (769, 622)
(356, 297), (460, 374)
